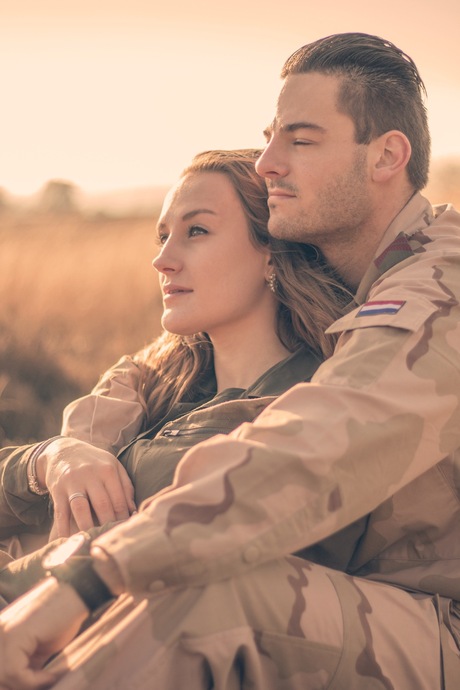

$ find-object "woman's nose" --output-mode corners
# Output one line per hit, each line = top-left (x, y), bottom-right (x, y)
(152, 243), (181, 274)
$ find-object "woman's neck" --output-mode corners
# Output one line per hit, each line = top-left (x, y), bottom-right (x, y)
(210, 322), (291, 392)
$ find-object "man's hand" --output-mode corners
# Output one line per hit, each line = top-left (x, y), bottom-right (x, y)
(0, 577), (88, 689)
(36, 437), (136, 538)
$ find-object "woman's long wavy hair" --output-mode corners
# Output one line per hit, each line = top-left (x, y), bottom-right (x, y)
(136, 149), (351, 427)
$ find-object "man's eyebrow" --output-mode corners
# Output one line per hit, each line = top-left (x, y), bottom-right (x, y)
(263, 122), (274, 140)
(263, 121), (325, 139)
(156, 209), (217, 232)
(282, 122), (326, 134)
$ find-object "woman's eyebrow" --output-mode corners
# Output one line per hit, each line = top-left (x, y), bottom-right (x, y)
(156, 208), (218, 234)
(182, 209), (217, 221)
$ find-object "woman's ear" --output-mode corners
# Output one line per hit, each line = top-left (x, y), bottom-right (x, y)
(370, 130), (412, 183)
(264, 254), (274, 282)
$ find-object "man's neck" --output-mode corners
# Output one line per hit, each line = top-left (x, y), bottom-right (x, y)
(322, 190), (415, 292)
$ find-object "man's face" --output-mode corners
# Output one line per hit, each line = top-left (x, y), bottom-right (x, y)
(256, 72), (373, 249)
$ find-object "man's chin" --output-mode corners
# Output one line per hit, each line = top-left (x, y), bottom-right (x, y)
(267, 216), (285, 237)
(267, 219), (294, 240)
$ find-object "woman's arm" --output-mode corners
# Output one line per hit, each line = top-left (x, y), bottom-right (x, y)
(61, 355), (146, 454)
(47, 356), (147, 536)
(36, 437), (137, 539)
(0, 357), (146, 542)
(0, 444), (51, 539)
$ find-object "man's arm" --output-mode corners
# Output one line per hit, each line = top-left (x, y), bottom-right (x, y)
(90, 246), (460, 594)
(1, 217), (459, 685)
(0, 577), (90, 689)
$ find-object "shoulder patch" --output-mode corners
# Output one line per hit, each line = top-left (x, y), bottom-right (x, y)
(357, 300), (406, 317)
(326, 298), (438, 335)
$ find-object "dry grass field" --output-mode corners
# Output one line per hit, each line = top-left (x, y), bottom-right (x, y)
(0, 161), (459, 447)
(0, 210), (163, 446)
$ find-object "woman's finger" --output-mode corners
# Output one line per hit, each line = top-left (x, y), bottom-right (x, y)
(50, 494), (73, 538)
(117, 464), (137, 514)
(68, 492), (96, 532)
(101, 471), (136, 521)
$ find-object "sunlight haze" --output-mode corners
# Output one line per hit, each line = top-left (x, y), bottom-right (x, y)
(2, 0), (459, 195)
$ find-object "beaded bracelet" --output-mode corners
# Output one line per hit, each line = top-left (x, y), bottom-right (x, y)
(27, 436), (63, 496)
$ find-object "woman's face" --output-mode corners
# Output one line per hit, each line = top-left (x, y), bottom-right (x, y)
(153, 171), (274, 340)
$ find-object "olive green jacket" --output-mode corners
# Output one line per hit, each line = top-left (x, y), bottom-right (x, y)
(0, 347), (324, 603)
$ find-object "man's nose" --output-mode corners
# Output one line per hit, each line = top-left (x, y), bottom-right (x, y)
(256, 139), (289, 179)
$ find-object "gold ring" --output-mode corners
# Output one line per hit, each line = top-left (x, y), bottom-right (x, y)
(69, 492), (87, 503)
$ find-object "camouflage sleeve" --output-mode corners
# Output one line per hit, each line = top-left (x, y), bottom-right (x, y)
(92, 247), (460, 594)
(61, 355), (146, 454)
(0, 521), (119, 607)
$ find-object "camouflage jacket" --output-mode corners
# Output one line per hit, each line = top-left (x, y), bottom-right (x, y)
(90, 193), (460, 612)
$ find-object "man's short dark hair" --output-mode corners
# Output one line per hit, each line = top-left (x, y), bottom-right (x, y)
(282, 33), (431, 190)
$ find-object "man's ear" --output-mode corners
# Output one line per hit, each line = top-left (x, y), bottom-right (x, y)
(370, 130), (412, 183)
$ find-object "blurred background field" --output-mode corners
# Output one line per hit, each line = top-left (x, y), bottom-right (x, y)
(1, 160), (459, 447)
(0, 182), (166, 447)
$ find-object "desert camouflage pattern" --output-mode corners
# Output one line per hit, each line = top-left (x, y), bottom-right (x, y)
(47, 556), (443, 690)
(5, 192), (460, 687)
(36, 192), (459, 688)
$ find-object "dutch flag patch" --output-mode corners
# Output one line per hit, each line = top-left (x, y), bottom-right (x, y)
(357, 300), (406, 317)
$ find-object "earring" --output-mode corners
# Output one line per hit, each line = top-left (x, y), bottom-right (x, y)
(267, 272), (277, 294)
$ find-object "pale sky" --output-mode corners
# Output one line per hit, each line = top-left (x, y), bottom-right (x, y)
(2, 0), (460, 195)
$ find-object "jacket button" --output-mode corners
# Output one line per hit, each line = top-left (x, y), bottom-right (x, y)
(149, 580), (166, 592)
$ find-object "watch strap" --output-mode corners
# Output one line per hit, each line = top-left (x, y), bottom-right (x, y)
(43, 535), (114, 612)
(51, 554), (114, 612)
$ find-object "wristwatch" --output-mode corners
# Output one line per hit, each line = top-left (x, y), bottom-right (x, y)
(42, 532), (114, 613)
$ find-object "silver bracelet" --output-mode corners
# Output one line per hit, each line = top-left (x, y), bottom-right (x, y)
(27, 436), (62, 496)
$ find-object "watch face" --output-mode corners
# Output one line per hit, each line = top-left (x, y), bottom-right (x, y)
(42, 532), (88, 570)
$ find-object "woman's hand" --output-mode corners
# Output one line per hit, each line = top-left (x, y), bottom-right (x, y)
(36, 437), (136, 538)
(0, 577), (88, 689)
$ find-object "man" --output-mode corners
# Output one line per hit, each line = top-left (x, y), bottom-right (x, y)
(256, 33), (430, 291)
(0, 33), (459, 690)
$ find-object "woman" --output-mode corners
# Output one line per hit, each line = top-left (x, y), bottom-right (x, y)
(0, 149), (357, 689)
(0, 149), (349, 550)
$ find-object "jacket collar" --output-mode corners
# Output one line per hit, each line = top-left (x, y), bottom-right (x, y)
(245, 346), (322, 398)
(355, 193), (434, 305)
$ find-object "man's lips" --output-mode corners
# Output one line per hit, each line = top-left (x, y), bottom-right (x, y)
(267, 189), (296, 199)
(163, 285), (193, 297)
